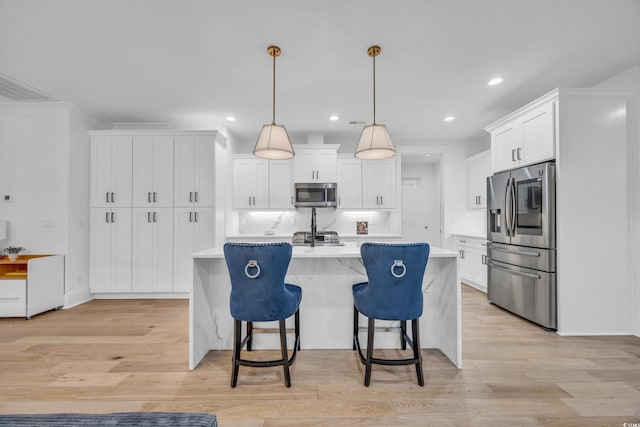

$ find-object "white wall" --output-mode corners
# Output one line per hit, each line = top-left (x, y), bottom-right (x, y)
(0, 101), (97, 308)
(593, 66), (640, 336)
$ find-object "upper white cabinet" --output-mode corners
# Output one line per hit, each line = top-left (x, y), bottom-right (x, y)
(232, 157), (270, 209)
(336, 156), (362, 209)
(293, 145), (338, 182)
(467, 150), (491, 209)
(269, 160), (293, 209)
(132, 136), (174, 207)
(362, 158), (396, 209)
(174, 135), (216, 207)
(486, 92), (557, 173)
(91, 135), (132, 207)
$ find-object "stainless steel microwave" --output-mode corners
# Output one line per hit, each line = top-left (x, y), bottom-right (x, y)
(294, 182), (337, 208)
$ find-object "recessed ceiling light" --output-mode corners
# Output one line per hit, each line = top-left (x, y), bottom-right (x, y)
(329, 115), (339, 121)
(226, 116), (236, 122)
(444, 115), (455, 122)
(488, 77), (503, 86)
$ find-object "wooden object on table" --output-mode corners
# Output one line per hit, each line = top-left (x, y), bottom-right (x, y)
(0, 254), (65, 319)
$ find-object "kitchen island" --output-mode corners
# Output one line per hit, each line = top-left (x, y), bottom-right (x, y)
(190, 243), (460, 369)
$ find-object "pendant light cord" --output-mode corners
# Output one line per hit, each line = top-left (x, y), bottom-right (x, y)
(272, 51), (276, 125)
(372, 53), (376, 125)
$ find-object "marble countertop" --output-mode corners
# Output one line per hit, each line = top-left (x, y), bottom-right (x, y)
(225, 233), (403, 240)
(193, 242), (458, 259)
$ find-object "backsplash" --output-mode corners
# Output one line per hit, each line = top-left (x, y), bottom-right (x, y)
(235, 210), (395, 236)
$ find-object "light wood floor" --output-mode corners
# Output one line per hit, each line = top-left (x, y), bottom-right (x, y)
(1, 286), (639, 426)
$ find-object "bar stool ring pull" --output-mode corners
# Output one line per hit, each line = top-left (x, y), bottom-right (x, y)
(391, 260), (406, 278)
(244, 260), (261, 279)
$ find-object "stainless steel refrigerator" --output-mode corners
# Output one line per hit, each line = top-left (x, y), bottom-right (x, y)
(486, 161), (556, 329)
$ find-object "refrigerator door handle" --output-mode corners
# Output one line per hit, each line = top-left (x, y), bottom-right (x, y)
(504, 177), (512, 236)
(489, 260), (541, 280)
(509, 177), (517, 236)
(489, 245), (541, 257)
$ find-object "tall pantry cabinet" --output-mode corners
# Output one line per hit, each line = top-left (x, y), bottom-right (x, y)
(89, 131), (220, 295)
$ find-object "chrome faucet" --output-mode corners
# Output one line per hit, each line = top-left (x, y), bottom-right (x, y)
(310, 207), (317, 247)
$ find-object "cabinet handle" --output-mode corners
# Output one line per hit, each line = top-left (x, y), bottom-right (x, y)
(380, 196), (383, 205)
(148, 192), (151, 203)
(195, 192), (199, 202)
(189, 192), (193, 202)
(189, 212), (193, 222)
(252, 196), (255, 206)
(291, 196), (294, 205)
(110, 212), (115, 222)
(153, 212), (157, 222)
(147, 212), (151, 222)
(105, 212), (110, 223)
(338, 196), (341, 206)
(153, 192), (157, 203)
(111, 192), (115, 203)
(194, 212), (199, 222)
(376, 196), (379, 205)
(106, 192), (110, 203)
(516, 147), (522, 161)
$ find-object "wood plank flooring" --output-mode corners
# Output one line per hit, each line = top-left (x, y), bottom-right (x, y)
(1, 286), (639, 426)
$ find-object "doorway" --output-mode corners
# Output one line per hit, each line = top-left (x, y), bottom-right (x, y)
(401, 154), (442, 247)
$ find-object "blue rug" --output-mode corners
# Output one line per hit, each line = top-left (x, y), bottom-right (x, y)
(0, 412), (217, 426)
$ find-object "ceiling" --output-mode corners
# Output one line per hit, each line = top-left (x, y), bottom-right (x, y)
(1, 0), (639, 145)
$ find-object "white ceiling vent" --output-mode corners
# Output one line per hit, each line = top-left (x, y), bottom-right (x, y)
(0, 73), (52, 101)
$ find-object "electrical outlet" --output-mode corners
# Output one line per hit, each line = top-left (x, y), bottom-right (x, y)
(4, 194), (14, 203)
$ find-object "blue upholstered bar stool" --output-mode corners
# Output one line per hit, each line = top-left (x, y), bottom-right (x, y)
(223, 242), (302, 388)
(353, 242), (430, 386)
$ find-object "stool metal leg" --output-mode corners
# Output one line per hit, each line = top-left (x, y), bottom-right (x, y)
(246, 322), (253, 351)
(412, 318), (424, 386)
(231, 319), (242, 388)
(364, 317), (375, 387)
(279, 319), (291, 388)
(353, 305), (359, 351)
(400, 320), (407, 350)
(295, 310), (301, 351)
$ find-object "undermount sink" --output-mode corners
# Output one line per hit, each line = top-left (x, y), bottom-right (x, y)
(292, 231), (341, 246)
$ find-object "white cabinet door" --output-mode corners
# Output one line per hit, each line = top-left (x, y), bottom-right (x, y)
(173, 207), (215, 292)
(270, 160), (293, 209)
(132, 136), (174, 207)
(132, 208), (173, 292)
(473, 241), (488, 291)
(467, 150), (491, 209)
(232, 157), (269, 209)
(91, 136), (133, 207)
(491, 124), (519, 173)
(293, 146), (338, 182)
(337, 157), (362, 208)
(521, 101), (555, 165)
(174, 136), (215, 207)
(362, 158), (396, 209)
(90, 207), (132, 293)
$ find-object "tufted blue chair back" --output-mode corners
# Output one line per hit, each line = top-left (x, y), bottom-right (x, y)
(355, 242), (430, 321)
(224, 242), (301, 322)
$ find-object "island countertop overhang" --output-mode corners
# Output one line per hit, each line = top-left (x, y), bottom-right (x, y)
(193, 243), (458, 259)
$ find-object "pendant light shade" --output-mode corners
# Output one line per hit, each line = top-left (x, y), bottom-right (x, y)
(355, 45), (395, 160)
(253, 45), (295, 160)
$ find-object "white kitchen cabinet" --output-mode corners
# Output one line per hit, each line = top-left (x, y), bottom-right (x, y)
(269, 159), (293, 209)
(486, 93), (556, 173)
(132, 207), (174, 292)
(453, 236), (487, 292)
(337, 156), (362, 208)
(293, 145), (338, 182)
(362, 158), (396, 209)
(90, 207), (132, 293)
(174, 135), (216, 207)
(132, 136), (174, 207)
(90, 135), (132, 207)
(173, 207), (215, 292)
(232, 157), (270, 209)
(467, 150), (491, 209)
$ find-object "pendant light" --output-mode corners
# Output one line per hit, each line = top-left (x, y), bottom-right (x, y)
(354, 45), (395, 160)
(253, 45), (295, 160)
